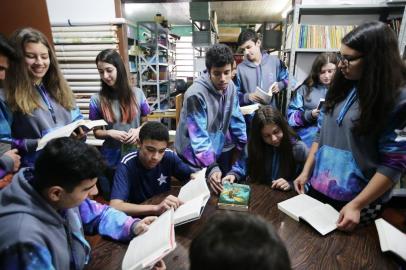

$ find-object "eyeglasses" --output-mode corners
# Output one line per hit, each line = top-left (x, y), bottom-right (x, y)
(336, 52), (363, 66)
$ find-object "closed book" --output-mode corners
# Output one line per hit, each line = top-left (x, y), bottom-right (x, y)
(217, 182), (251, 211)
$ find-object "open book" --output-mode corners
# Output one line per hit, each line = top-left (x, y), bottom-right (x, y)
(240, 104), (259, 115)
(375, 218), (406, 261)
(122, 209), (176, 270)
(254, 86), (273, 104)
(36, 119), (108, 151)
(277, 194), (339, 235)
(173, 168), (210, 226)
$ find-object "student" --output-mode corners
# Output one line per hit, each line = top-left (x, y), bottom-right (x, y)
(89, 49), (151, 197)
(0, 34), (21, 186)
(110, 121), (194, 216)
(287, 52), (337, 147)
(189, 212), (291, 270)
(236, 29), (289, 107)
(3, 28), (84, 167)
(175, 44), (247, 194)
(0, 137), (162, 270)
(243, 106), (308, 190)
(294, 21), (406, 231)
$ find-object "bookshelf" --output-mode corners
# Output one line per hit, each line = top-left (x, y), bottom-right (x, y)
(137, 21), (177, 111)
(282, 3), (406, 106)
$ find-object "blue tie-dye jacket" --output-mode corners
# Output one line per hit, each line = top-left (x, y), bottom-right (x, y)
(175, 72), (247, 179)
(0, 85), (83, 167)
(0, 90), (13, 179)
(0, 168), (140, 270)
(310, 87), (406, 202)
(287, 83), (328, 147)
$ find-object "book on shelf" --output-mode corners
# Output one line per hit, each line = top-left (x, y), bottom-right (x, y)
(122, 209), (176, 270)
(277, 194), (339, 236)
(173, 168), (210, 226)
(218, 182), (251, 211)
(240, 104), (259, 115)
(36, 119), (108, 151)
(375, 218), (406, 262)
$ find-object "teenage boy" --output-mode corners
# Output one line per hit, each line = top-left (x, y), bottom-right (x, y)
(175, 44), (247, 194)
(236, 29), (289, 107)
(110, 121), (194, 216)
(189, 212), (291, 270)
(0, 34), (20, 187)
(0, 137), (160, 270)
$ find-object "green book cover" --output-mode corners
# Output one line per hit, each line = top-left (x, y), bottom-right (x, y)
(218, 182), (251, 211)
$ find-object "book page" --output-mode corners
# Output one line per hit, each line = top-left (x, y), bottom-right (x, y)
(81, 119), (107, 129)
(375, 218), (406, 260)
(277, 194), (325, 222)
(240, 104), (259, 115)
(300, 204), (339, 236)
(178, 168), (209, 203)
(122, 209), (175, 270)
(173, 195), (205, 225)
(254, 86), (273, 104)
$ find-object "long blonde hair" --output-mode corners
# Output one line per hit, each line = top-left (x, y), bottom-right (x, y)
(5, 28), (75, 114)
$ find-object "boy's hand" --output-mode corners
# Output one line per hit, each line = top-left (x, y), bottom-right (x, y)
(208, 171), (223, 194)
(155, 195), (182, 215)
(222, 174), (236, 184)
(71, 126), (86, 140)
(271, 178), (291, 191)
(133, 216), (157, 236)
(4, 149), (21, 172)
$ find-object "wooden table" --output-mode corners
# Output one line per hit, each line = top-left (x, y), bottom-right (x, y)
(85, 185), (401, 270)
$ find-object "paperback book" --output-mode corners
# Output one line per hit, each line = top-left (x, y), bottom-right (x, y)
(375, 218), (406, 262)
(217, 182), (251, 211)
(277, 194), (339, 236)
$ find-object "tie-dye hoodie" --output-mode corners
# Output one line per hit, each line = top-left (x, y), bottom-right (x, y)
(310, 87), (406, 202)
(175, 72), (247, 178)
(287, 83), (328, 147)
(0, 168), (140, 270)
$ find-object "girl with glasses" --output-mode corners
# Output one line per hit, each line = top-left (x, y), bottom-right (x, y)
(287, 52), (337, 147)
(294, 21), (406, 231)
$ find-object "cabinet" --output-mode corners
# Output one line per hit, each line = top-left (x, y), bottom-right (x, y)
(137, 21), (176, 111)
(282, 3), (406, 107)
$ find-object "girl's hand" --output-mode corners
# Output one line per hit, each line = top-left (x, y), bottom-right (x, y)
(152, 260), (166, 270)
(271, 178), (291, 191)
(208, 171), (223, 195)
(336, 201), (361, 231)
(311, 109), (320, 119)
(71, 127), (86, 140)
(133, 216), (157, 236)
(124, 127), (140, 145)
(222, 174), (236, 184)
(107, 130), (129, 143)
(293, 172), (309, 194)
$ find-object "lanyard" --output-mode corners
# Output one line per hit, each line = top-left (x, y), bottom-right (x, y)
(35, 83), (57, 124)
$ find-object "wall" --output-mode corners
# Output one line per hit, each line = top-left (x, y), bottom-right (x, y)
(0, 0), (52, 42)
(46, 0), (116, 24)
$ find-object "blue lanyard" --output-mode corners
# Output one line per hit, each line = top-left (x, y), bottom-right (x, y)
(336, 87), (357, 126)
(35, 83), (57, 124)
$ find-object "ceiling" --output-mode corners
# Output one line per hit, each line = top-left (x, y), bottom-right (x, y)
(124, 0), (291, 25)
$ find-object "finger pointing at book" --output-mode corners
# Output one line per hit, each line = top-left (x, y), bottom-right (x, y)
(132, 216), (157, 236)
(156, 195), (182, 214)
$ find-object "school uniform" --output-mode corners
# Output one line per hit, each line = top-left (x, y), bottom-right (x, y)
(287, 83), (328, 147)
(111, 149), (193, 204)
(175, 72), (247, 179)
(0, 168), (139, 270)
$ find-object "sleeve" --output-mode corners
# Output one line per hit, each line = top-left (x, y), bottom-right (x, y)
(276, 59), (289, 92)
(110, 162), (131, 201)
(185, 95), (217, 167)
(171, 151), (194, 183)
(137, 88), (151, 116)
(0, 154), (14, 179)
(236, 70), (251, 106)
(0, 242), (55, 270)
(70, 106), (83, 122)
(287, 85), (316, 127)
(313, 106), (325, 144)
(79, 199), (140, 242)
(89, 95), (103, 121)
(377, 101), (406, 182)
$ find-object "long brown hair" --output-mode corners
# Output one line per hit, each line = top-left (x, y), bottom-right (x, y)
(325, 21), (406, 136)
(248, 106), (298, 183)
(5, 27), (75, 114)
(95, 49), (137, 123)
